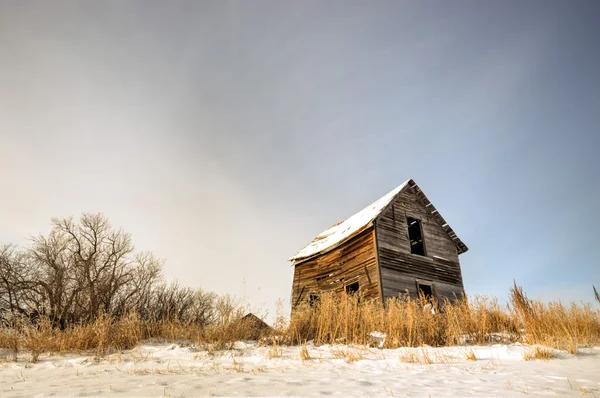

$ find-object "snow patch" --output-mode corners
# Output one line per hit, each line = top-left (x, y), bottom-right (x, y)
(1, 343), (598, 397)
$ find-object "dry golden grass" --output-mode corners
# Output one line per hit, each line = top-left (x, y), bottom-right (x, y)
(282, 284), (599, 354)
(0, 284), (598, 359)
(523, 346), (556, 361)
(398, 348), (452, 364)
(284, 293), (447, 348)
(419, 348), (434, 364)
(509, 283), (599, 354)
(344, 348), (364, 363)
(299, 344), (312, 361)
(231, 359), (243, 373)
(464, 348), (477, 361)
(0, 310), (268, 361)
(0, 327), (19, 361)
(398, 350), (419, 363)
(330, 347), (365, 363)
(267, 337), (281, 359)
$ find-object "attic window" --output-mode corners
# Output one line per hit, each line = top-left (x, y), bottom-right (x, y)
(345, 281), (359, 295)
(407, 217), (426, 256)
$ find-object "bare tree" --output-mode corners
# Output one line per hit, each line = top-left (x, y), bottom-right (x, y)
(113, 252), (164, 318)
(51, 214), (136, 320)
(27, 227), (82, 325)
(0, 245), (29, 321)
(1, 213), (230, 328)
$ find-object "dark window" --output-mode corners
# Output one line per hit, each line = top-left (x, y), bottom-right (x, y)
(345, 281), (359, 295)
(309, 293), (320, 307)
(417, 283), (434, 300)
(407, 217), (426, 256)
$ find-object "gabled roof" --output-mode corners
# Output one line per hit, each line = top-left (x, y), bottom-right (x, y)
(289, 178), (468, 264)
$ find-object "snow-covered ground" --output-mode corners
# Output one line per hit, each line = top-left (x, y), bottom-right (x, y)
(1, 342), (599, 397)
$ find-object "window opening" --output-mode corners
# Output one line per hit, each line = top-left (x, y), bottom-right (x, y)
(407, 217), (426, 256)
(345, 281), (359, 295)
(309, 293), (320, 307)
(417, 283), (434, 300)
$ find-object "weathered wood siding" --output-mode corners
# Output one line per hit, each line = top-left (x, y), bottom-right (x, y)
(291, 228), (380, 311)
(375, 187), (465, 303)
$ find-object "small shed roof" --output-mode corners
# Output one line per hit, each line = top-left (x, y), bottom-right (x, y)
(289, 178), (468, 264)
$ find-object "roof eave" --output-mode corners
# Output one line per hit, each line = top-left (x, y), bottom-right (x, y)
(288, 222), (375, 265)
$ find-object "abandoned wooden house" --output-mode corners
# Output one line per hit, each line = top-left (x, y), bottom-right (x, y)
(289, 179), (468, 310)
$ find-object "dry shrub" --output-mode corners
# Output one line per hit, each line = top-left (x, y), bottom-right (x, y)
(22, 317), (54, 362)
(0, 317), (57, 362)
(0, 310), (268, 358)
(58, 314), (140, 354)
(10, 313), (146, 357)
(0, 325), (20, 361)
(523, 346), (556, 361)
(0, 303), (260, 357)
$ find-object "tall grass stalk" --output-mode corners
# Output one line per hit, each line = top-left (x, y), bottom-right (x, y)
(284, 284), (599, 352)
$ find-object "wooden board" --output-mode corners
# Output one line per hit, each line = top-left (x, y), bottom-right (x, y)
(291, 228), (380, 311)
(380, 268), (465, 303)
(375, 187), (465, 302)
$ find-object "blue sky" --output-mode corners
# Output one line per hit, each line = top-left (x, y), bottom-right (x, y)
(1, 1), (599, 316)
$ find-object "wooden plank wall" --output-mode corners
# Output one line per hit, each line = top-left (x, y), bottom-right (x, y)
(375, 188), (465, 303)
(291, 228), (380, 311)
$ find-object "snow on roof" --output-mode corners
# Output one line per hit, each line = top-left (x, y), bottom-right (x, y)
(289, 179), (411, 263)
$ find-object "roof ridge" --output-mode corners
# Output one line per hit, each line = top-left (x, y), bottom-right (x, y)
(289, 178), (468, 264)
